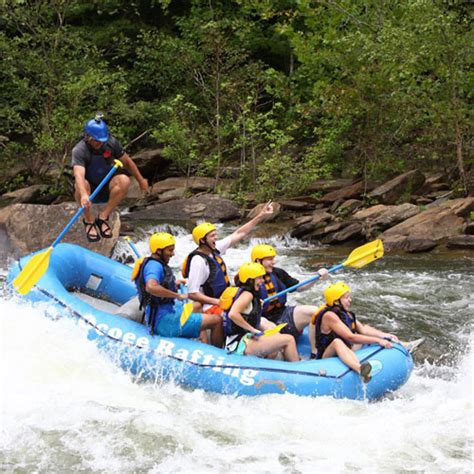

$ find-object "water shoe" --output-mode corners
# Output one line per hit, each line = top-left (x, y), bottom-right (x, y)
(360, 362), (372, 383)
(83, 219), (100, 242)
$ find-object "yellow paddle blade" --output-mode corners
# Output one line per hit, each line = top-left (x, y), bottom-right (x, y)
(342, 239), (384, 269)
(12, 247), (53, 295)
(263, 323), (287, 337)
(180, 301), (194, 327)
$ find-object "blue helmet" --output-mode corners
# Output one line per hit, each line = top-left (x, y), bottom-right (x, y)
(84, 113), (109, 142)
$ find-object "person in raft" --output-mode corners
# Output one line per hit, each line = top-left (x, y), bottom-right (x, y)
(221, 262), (299, 362)
(250, 244), (328, 354)
(182, 202), (275, 315)
(72, 113), (149, 242)
(133, 232), (223, 347)
(312, 281), (401, 383)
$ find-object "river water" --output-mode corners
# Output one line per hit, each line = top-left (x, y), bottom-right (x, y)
(1, 223), (472, 472)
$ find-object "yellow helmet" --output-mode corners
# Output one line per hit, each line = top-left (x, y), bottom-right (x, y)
(324, 281), (350, 306)
(192, 222), (216, 245)
(237, 262), (266, 284)
(251, 244), (277, 262)
(149, 232), (176, 253)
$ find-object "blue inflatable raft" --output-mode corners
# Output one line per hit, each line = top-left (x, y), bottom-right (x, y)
(8, 243), (414, 400)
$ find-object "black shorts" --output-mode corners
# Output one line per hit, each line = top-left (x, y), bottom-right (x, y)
(276, 306), (301, 340)
(90, 183), (110, 204)
(90, 168), (130, 204)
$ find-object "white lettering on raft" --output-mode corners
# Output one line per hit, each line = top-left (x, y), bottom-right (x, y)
(123, 332), (137, 344)
(155, 339), (258, 386)
(87, 320), (148, 349)
(87, 324), (258, 386)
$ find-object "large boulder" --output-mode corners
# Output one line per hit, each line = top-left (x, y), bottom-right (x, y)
(149, 176), (233, 199)
(278, 199), (316, 211)
(0, 203), (120, 257)
(381, 235), (437, 253)
(0, 223), (16, 260)
(123, 194), (241, 223)
(131, 148), (170, 182)
(1, 184), (54, 204)
(151, 176), (215, 194)
(363, 203), (421, 239)
(380, 198), (474, 252)
(322, 222), (364, 244)
(290, 210), (333, 238)
(446, 235), (474, 250)
(303, 178), (353, 194)
(353, 204), (389, 221)
(373, 203), (420, 223)
(157, 187), (188, 203)
(418, 172), (451, 194)
(333, 199), (363, 216)
(368, 170), (425, 204)
(321, 180), (374, 204)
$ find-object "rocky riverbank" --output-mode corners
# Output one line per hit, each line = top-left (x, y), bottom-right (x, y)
(0, 155), (473, 258)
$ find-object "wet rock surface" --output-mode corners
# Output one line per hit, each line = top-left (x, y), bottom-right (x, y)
(0, 203), (120, 256)
(1, 167), (472, 257)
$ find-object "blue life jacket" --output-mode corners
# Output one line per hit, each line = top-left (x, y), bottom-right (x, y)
(258, 271), (287, 320)
(315, 305), (357, 359)
(223, 287), (261, 337)
(83, 139), (123, 186)
(182, 249), (230, 298)
(135, 257), (177, 334)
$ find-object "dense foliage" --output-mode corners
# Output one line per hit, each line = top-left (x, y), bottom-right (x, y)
(1, 0), (472, 199)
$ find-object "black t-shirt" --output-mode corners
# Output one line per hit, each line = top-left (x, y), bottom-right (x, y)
(273, 267), (299, 290)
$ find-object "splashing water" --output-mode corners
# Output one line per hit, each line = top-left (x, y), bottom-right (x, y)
(1, 224), (472, 471)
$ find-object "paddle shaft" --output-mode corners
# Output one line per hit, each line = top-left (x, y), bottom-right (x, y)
(262, 263), (343, 304)
(125, 238), (142, 258)
(51, 163), (121, 248)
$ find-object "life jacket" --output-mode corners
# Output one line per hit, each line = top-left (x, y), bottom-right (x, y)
(258, 271), (287, 319)
(82, 138), (123, 186)
(315, 305), (357, 358)
(182, 249), (230, 298)
(222, 287), (261, 337)
(133, 256), (177, 334)
(219, 286), (239, 311)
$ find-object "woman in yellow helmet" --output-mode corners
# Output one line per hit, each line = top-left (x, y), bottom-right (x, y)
(313, 282), (400, 382)
(133, 232), (223, 346)
(223, 262), (299, 361)
(184, 202), (275, 315)
(251, 243), (328, 357)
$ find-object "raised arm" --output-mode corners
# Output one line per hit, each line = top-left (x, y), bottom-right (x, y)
(228, 201), (274, 246)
